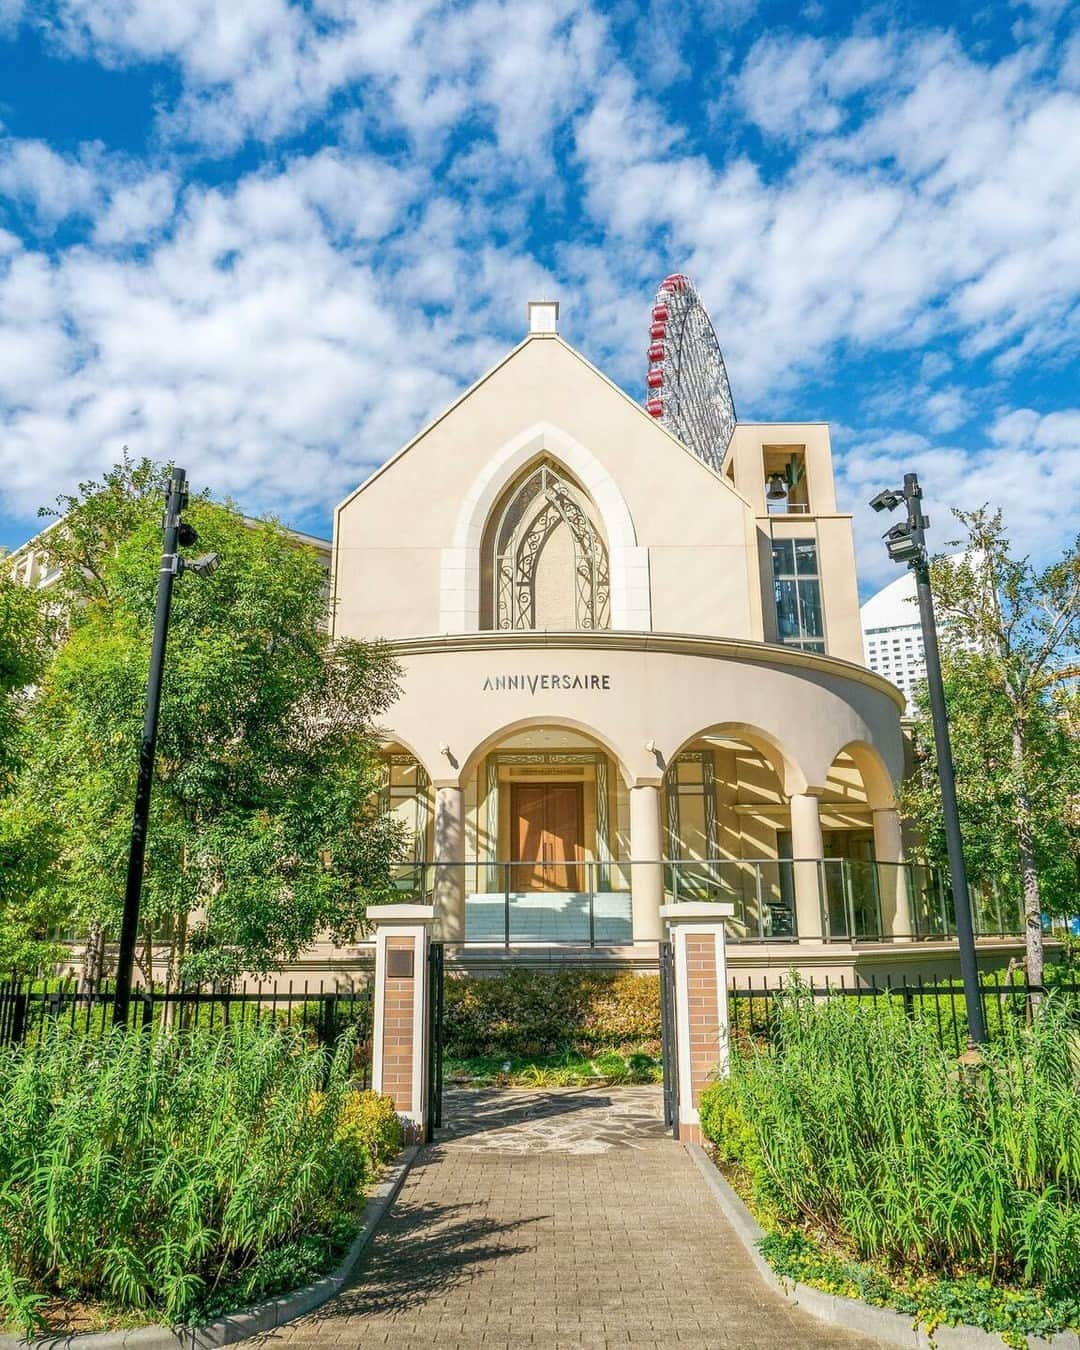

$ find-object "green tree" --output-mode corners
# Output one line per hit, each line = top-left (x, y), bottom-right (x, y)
(901, 509), (1080, 987)
(19, 459), (404, 985)
(0, 571), (64, 974)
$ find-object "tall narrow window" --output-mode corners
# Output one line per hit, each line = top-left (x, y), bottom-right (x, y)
(772, 537), (825, 652)
(483, 460), (610, 631)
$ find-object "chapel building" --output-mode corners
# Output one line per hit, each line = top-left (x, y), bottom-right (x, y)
(332, 300), (915, 951)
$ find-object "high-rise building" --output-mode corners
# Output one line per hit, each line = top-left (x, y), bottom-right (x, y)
(859, 571), (926, 714)
(860, 557), (969, 713)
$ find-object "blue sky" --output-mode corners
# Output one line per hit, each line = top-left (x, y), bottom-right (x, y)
(0, 0), (1077, 596)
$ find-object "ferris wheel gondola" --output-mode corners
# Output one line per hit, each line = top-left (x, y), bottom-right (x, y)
(644, 274), (736, 471)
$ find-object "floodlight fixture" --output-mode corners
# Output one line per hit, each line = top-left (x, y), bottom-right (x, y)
(182, 552), (220, 577)
(866, 468), (986, 1046)
(883, 522), (922, 564)
(869, 488), (903, 513)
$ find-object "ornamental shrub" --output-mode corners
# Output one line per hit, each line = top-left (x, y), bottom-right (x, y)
(442, 968), (660, 1059)
(699, 987), (1080, 1294)
(0, 1021), (397, 1335)
(334, 1088), (402, 1177)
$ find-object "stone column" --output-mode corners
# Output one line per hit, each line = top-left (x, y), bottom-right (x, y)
(630, 783), (664, 943)
(659, 902), (735, 1143)
(433, 784), (465, 942)
(789, 792), (824, 940)
(370, 904), (436, 1142)
(873, 807), (912, 940)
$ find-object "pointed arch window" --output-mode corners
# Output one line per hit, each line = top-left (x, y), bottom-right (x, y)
(483, 460), (611, 631)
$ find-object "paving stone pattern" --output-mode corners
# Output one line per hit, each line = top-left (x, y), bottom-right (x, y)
(267, 1087), (888, 1349)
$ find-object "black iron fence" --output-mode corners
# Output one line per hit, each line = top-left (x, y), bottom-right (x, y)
(727, 970), (1080, 1056)
(0, 974), (376, 1081)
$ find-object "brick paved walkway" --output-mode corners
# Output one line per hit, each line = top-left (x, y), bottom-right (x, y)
(268, 1087), (888, 1349)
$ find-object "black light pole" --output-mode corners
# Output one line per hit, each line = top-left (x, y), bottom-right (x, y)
(870, 472), (987, 1046)
(113, 468), (219, 1027)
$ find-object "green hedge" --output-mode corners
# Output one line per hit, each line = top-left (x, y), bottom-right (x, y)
(442, 969), (660, 1059)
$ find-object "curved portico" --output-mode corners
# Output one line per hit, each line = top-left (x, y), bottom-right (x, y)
(379, 630), (906, 944)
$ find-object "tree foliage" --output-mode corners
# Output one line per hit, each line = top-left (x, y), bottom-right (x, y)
(901, 508), (1080, 984)
(0, 573), (64, 975)
(15, 457), (404, 983)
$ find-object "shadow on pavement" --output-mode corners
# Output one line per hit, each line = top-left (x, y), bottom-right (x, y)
(316, 1196), (540, 1319)
(435, 1085), (620, 1140)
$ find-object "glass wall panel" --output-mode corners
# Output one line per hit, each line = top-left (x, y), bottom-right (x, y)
(772, 536), (826, 653)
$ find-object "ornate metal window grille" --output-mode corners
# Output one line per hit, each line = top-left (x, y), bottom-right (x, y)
(663, 750), (719, 861)
(492, 462), (610, 631)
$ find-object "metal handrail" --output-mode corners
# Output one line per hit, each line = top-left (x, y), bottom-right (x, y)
(387, 857), (1022, 946)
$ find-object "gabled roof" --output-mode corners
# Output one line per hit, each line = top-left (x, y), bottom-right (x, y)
(334, 331), (754, 517)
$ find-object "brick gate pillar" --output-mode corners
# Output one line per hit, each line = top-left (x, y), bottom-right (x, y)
(370, 904), (437, 1142)
(660, 902), (734, 1144)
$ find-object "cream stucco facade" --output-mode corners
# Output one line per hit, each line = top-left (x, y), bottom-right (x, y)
(330, 304), (961, 952)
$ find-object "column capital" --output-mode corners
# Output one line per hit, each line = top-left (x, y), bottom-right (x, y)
(431, 777), (463, 791)
(631, 777), (664, 790)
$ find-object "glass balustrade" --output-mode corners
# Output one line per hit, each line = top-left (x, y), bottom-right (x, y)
(383, 858), (1023, 946)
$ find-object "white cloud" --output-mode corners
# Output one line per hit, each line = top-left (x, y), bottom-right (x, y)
(0, 140), (102, 221)
(838, 409), (1080, 595)
(92, 172), (177, 245)
(46, 0), (608, 175)
(735, 32), (897, 140)
(572, 25), (1080, 398)
(0, 146), (550, 525)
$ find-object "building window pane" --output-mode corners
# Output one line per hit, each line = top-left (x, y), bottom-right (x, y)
(771, 536), (825, 651)
(771, 539), (794, 576)
(774, 579), (800, 639)
(794, 539), (818, 575)
(797, 578), (823, 637)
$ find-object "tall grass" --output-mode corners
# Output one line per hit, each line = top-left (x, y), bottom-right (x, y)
(0, 1021), (398, 1334)
(700, 988), (1080, 1292)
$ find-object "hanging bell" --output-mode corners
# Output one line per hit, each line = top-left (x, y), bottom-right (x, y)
(766, 472), (788, 501)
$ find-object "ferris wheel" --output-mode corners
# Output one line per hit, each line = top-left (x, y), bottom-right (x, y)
(645, 274), (737, 471)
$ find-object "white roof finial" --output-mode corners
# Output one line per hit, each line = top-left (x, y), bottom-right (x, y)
(528, 300), (559, 335)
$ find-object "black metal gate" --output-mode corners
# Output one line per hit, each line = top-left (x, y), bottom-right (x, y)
(426, 940), (444, 1140)
(659, 939), (679, 1136)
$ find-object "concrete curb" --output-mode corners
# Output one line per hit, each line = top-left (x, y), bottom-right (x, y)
(686, 1143), (1080, 1350)
(2, 1146), (419, 1350)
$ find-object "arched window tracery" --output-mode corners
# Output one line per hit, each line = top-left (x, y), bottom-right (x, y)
(483, 460), (611, 631)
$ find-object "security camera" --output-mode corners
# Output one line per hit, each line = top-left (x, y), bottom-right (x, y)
(869, 488), (903, 513)
(182, 552), (220, 577)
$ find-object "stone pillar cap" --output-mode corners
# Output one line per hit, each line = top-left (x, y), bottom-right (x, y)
(659, 902), (735, 921)
(368, 903), (437, 925)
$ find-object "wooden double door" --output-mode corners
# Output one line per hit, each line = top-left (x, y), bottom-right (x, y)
(510, 782), (584, 892)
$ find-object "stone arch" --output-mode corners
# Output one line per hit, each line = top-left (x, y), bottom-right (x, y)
(456, 715), (636, 790)
(829, 739), (897, 810)
(664, 721), (808, 799)
(440, 422), (649, 632)
(379, 731), (435, 784)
